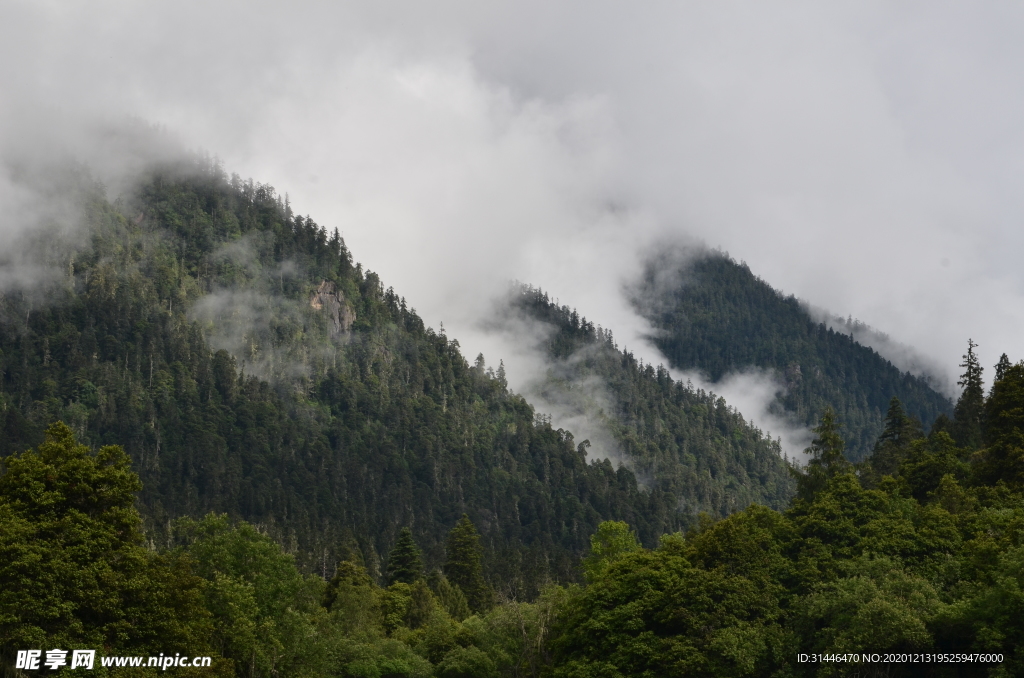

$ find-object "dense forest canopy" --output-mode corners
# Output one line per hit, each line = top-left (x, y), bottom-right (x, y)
(504, 285), (795, 516)
(4, 343), (1024, 677)
(3, 159), (1022, 677)
(0, 159), (789, 590)
(632, 250), (953, 461)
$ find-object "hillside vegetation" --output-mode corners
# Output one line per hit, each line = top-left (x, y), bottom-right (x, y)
(507, 285), (795, 517)
(4, 344), (1023, 677)
(0, 160), (788, 590)
(2, 160), (1022, 677)
(632, 251), (953, 460)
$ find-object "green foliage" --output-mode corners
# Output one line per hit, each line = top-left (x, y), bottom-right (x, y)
(387, 528), (424, 585)
(793, 556), (942, 662)
(0, 422), (213, 662)
(953, 339), (987, 449)
(935, 544), (1024, 676)
(511, 285), (796, 519)
(791, 407), (852, 501)
(993, 353), (1012, 386)
(445, 515), (492, 613)
(380, 583), (414, 635)
(464, 586), (567, 677)
(174, 514), (334, 677)
(861, 397), (924, 485)
(631, 251), (952, 461)
(682, 505), (793, 597)
(428, 572), (471, 622)
(977, 361), (1024, 486)
(324, 557), (375, 612)
(581, 521), (641, 582)
(899, 431), (970, 502)
(435, 646), (498, 678)
(553, 538), (784, 677)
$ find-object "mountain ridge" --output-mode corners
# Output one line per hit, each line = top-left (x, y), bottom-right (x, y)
(0, 159), (786, 592)
(631, 247), (953, 460)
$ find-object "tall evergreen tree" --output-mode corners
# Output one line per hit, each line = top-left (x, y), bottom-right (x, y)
(864, 397), (923, 481)
(993, 353), (1012, 389)
(952, 339), (985, 449)
(631, 249), (953, 461)
(792, 407), (852, 501)
(386, 527), (423, 585)
(444, 515), (491, 613)
(977, 362), (1024, 486)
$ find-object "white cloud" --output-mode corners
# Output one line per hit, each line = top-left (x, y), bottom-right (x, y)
(3, 0), (1023, 454)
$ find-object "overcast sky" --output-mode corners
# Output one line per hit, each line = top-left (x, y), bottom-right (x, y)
(4, 0), (1024, 409)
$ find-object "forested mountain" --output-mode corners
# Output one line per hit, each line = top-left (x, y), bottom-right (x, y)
(632, 250), (953, 460)
(0, 160), (786, 594)
(506, 286), (794, 517)
(5, 159), (1024, 677)
(6, 345), (1024, 677)
(0, 162), (635, 590)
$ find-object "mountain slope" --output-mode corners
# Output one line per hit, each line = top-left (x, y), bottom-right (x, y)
(0, 161), (675, 593)
(632, 250), (953, 460)
(507, 285), (795, 516)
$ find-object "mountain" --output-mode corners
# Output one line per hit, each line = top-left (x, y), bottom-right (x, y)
(505, 285), (794, 517)
(8, 160), (1024, 678)
(632, 249), (953, 461)
(0, 160), (785, 592)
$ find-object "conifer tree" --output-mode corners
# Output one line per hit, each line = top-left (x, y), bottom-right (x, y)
(386, 527), (423, 585)
(444, 514), (492, 613)
(993, 353), (1012, 389)
(952, 339), (985, 449)
(792, 407), (852, 501)
(978, 362), (1024, 486)
(866, 397), (923, 479)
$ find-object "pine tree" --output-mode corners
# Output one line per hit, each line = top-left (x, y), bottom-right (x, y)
(978, 361), (1024, 486)
(865, 397), (923, 480)
(792, 407), (852, 501)
(444, 515), (492, 613)
(952, 339), (985, 449)
(993, 353), (1012, 389)
(386, 527), (423, 585)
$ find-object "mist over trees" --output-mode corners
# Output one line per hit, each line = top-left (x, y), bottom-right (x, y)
(507, 284), (796, 515)
(7, 349), (1024, 676)
(3, 161), (1024, 676)
(0, 161), (797, 587)
(632, 251), (953, 461)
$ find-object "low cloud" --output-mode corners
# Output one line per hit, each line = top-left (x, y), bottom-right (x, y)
(475, 294), (627, 466)
(683, 368), (813, 462)
(188, 236), (344, 385)
(805, 305), (956, 397)
(5, 0), (1022, 456)
(478, 284), (813, 464)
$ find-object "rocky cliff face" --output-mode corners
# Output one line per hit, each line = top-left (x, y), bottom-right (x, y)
(310, 280), (355, 339)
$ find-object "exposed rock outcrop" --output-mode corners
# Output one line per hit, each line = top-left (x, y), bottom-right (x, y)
(309, 280), (355, 339)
